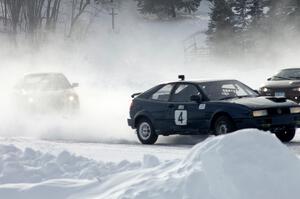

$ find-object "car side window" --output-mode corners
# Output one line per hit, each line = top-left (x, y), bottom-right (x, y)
(222, 84), (248, 97)
(53, 75), (72, 90)
(151, 84), (173, 101)
(171, 84), (199, 102)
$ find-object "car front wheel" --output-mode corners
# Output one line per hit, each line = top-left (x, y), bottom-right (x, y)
(275, 128), (295, 143)
(137, 119), (158, 145)
(213, 115), (235, 135)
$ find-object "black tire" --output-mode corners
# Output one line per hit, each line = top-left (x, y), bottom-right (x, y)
(213, 115), (235, 135)
(72, 100), (80, 113)
(275, 128), (296, 143)
(65, 100), (80, 115)
(137, 118), (158, 145)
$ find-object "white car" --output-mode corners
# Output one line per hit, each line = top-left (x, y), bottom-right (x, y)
(14, 73), (80, 114)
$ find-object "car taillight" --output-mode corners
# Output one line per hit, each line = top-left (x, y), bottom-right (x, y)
(130, 100), (133, 110)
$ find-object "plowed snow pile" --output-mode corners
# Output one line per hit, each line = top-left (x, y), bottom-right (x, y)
(0, 145), (141, 184)
(1, 129), (300, 199)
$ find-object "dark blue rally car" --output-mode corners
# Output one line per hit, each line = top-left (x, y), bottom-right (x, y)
(128, 76), (300, 144)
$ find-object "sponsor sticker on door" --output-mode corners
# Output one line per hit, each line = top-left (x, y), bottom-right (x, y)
(199, 104), (206, 110)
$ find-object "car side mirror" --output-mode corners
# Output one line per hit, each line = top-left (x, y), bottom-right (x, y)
(190, 95), (202, 103)
(72, 83), (79, 88)
(267, 77), (272, 81)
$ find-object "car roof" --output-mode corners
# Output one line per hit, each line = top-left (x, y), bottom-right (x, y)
(24, 72), (65, 77)
(162, 79), (238, 85)
(281, 68), (300, 71)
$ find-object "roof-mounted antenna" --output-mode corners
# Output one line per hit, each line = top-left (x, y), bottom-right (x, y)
(178, 75), (185, 81)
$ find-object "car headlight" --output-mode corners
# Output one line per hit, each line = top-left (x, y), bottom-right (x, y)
(292, 88), (300, 92)
(260, 87), (270, 93)
(68, 95), (75, 101)
(253, 110), (268, 117)
(290, 107), (300, 114)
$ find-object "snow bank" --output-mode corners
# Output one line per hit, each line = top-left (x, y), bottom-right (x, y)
(0, 144), (141, 184)
(1, 129), (300, 199)
(79, 129), (300, 199)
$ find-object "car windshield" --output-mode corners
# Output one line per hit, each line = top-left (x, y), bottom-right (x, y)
(199, 80), (258, 101)
(272, 69), (300, 80)
(15, 74), (71, 91)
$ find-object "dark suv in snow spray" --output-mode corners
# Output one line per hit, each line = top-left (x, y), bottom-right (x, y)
(14, 73), (80, 114)
(128, 77), (300, 144)
(260, 68), (300, 103)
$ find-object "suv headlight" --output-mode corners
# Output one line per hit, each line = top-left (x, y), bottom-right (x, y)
(260, 87), (270, 93)
(253, 110), (268, 117)
(292, 88), (300, 92)
(290, 107), (300, 114)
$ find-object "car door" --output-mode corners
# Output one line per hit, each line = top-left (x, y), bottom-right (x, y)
(169, 83), (206, 133)
(146, 83), (175, 132)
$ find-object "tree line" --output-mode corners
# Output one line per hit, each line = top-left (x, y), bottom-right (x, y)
(135, 0), (300, 58)
(135, 0), (202, 18)
(0, 0), (115, 44)
(2, 0), (299, 57)
(206, 0), (300, 58)
(0, 0), (61, 35)
(0, 0), (204, 45)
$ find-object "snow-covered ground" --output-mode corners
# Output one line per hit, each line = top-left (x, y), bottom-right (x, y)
(1, 0), (300, 198)
(0, 137), (191, 162)
(2, 130), (300, 162)
(1, 130), (300, 199)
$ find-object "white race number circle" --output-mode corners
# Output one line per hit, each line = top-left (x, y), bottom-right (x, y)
(175, 110), (187, 126)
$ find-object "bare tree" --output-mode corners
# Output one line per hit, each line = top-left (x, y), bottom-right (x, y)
(0, 0), (106, 44)
(0, 0), (8, 27)
(7, 0), (22, 35)
(68, 0), (90, 37)
(45, 0), (61, 31)
(22, 0), (45, 36)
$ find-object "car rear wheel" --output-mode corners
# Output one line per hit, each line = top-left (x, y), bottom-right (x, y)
(275, 128), (295, 143)
(213, 115), (235, 135)
(137, 119), (158, 145)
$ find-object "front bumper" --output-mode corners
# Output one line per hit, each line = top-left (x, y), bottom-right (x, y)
(235, 114), (300, 131)
(260, 90), (300, 103)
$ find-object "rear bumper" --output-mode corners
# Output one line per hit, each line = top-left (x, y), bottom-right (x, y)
(235, 114), (300, 131)
(127, 118), (134, 129)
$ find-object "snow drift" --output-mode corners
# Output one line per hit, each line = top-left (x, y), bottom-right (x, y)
(0, 144), (141, 184)
(79, 129), (300, 199)
(1, 129), (300, 199)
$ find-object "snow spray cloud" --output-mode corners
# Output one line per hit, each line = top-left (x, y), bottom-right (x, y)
(0, 0), (298, 143)
(0, 0), (209, 143)
(0, 42), (138, 143)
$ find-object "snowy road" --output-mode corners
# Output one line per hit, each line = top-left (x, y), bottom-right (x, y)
(0, 137), (192, 162)
(1, 131), (300, 163)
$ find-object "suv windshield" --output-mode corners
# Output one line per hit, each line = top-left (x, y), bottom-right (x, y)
(199, 80), (258, 101)
(16, 74), (71, 91)
(272, 69), (300, 80)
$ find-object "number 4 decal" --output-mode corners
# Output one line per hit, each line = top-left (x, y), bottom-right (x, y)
(175, 110), (187, 126)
